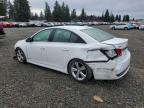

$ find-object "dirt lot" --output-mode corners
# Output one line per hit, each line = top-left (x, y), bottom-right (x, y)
(0, 26), (144, 108)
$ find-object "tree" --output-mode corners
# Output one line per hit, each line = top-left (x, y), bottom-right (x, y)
(8, 1), (15, 20)
(125, 15), (130, 21)
(61, 2), (65, 21)
(40, 10), (44, 20)
(123, 15), (129, 21)
(0, 0), (7, 16)
(30, 12), (35, 20)
(34, 13), (39, 20)
(52, 0), (62, 22)
(109, 13), (114, 22)
(44, 2), (51, 21)
(104, 9), (110, 22)
(118, 15), (121, 22)
(14, 0), (30, 22)
(60, 2), (70, 22)
(101, 12), (105, 21)
(80, 8), (86, 21)
(65, 5), (70, 22)
(123, 15), (126, 21)
(30, 12), (40, 20)
(71, 9), (77, 21)
(115, 15), (119, 21)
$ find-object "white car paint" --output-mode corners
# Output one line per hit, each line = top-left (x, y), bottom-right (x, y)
(139, 24), (144, 30)
(110, 24), (127, 29)
(15, 26), (131, 80)
(110, 23), (134, 30)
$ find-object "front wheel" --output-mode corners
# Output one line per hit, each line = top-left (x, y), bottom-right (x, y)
(68, 59), (93, 82)
(16, 48), (27, 63)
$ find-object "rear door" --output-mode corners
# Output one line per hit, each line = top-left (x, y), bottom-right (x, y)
(46, 28), (86, 70)
(26, 29), (52, 64)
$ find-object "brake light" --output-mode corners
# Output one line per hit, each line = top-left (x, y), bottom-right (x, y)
(114, 49), (122, 56)
(101, 48), (122, 59)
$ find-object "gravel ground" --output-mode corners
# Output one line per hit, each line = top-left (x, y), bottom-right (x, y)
(0, 26), (144, 108)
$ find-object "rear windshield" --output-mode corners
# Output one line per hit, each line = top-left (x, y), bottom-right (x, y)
(81, 28), (114, 42)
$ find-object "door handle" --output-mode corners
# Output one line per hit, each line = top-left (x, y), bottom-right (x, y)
(62, 48), (69, 51)
(40, 47), (45, 50)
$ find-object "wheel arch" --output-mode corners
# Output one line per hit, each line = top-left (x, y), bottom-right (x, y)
(15, 47), (27, 63)
(67, 58), (94, 82)
(15, 47), (22, 51)
(67, 58), (93, 75)
(15, 47), (27, 59)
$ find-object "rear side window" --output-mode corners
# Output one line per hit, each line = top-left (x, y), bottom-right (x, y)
(33, 29), (52, 42)
(81, 28), (114, 42)
(52, 29), (71, 42)
(70, 33), (85, 43)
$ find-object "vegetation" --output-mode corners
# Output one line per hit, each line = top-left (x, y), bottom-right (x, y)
(0, 0), (7, 16)
(123, 15), (130, 21)
(71, 9), (77, 21)
(45, 2), (51, 21)
(8, 1), (15, 20)
(14, 0), (30, 22)
(0, 0), (130, 22)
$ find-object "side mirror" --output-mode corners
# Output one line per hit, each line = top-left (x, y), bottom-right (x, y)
(26, 37), (32, 42)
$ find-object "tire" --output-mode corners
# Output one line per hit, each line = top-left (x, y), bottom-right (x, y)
(68, 59), (93, 82)
(124, 27), (128, 30)
(112, 27), (115, 30)
(16, 48), (27, 63)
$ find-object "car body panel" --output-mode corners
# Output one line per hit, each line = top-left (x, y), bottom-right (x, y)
(87, 49), (131, 79)
(139, 24), (144, 30)
(110, 23), (135, 30)
(15, 26), (131, 80)
(102, 38), (128, 49)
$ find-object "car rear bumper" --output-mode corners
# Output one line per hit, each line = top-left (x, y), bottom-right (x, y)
(86, 49), (131, 80)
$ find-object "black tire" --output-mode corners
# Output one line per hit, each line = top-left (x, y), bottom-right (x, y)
(124, 27), (128, 30)
(68, 59), (93, 82)
(15, 48), (27, 63)
(112, 27), (115, 30)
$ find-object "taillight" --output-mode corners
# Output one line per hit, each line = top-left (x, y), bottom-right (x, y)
(114, 48), (122, 56)
(101, 48), (122, 59)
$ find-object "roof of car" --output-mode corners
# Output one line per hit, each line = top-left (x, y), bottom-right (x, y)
(49, 26), (92, 31)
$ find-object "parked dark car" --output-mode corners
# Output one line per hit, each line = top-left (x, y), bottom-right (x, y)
(0, 26), (5, 39)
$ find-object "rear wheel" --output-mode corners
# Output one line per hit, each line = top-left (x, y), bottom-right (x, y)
(112, 27), (115, 30)
(68, 59), (93, 82)
(16, 48), (27, 63)
(124, 27), (128, 30)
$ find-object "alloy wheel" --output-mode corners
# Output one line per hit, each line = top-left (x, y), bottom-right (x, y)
(71, 62), (87, 81)
(16, 49), (25, 63)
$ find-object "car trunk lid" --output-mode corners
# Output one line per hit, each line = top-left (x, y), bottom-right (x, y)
(102, 38), (128, 50)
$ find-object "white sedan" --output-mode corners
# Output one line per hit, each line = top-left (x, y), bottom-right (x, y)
(110, 23), (134, 30)
(14, 26), (131, 82)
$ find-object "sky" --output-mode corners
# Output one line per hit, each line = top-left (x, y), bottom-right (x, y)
(10, 0), (144, 19)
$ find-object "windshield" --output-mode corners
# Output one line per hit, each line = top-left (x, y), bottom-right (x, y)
(81, 28), (114, 42)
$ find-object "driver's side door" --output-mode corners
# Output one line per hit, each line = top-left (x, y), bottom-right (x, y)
(26, 29), (52, 64)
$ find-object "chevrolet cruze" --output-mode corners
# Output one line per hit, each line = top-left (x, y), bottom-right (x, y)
(14, 26), (131, 82)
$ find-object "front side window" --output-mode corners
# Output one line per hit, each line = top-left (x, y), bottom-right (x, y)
(33, 29), (52, 42)
(52, 29), (71, 42)
(81, 28), (114, 42)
